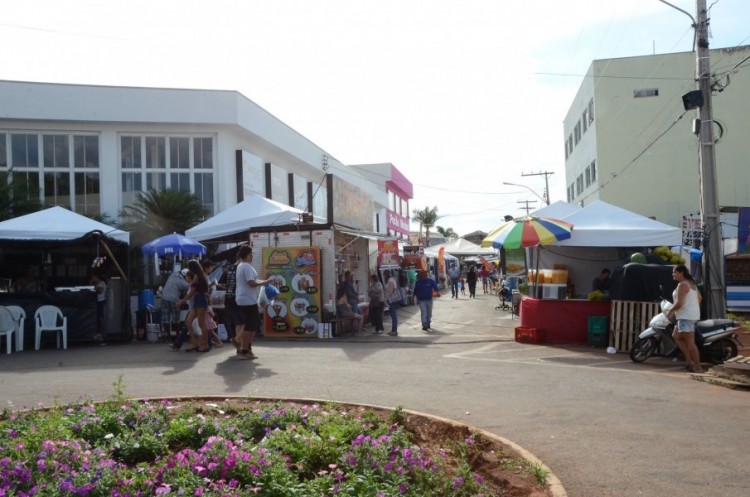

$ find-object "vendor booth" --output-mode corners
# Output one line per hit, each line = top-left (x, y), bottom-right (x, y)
(0, 207), (131, 347)
(517, 201), (682, 344)
(186, 193), (391, 338)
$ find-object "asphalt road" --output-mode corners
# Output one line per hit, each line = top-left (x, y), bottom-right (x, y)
(2, 292), (749, 497)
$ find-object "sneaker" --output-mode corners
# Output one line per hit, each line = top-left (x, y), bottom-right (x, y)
(422, 326), (428, 331)
(387, 331), (398, 336)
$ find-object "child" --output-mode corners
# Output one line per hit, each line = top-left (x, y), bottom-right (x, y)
(460, 278), (466, 296)
(206, 305), (222, 348)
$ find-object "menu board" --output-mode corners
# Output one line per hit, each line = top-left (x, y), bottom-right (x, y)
(262, 246), (321, 338)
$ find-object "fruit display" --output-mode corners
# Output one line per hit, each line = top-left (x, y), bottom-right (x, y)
(651, 245), (686, 265)
(630, 252), (647, 263)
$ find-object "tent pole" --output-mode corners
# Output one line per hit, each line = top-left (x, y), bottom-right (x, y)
(99, 239), (128, 283)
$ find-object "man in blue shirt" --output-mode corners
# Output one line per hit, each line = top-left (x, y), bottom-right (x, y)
(413, 270), (440, 331)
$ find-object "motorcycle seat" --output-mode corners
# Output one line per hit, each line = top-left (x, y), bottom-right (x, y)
(695, 319), (736, 334)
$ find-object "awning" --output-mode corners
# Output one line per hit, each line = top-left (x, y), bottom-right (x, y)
(335, 227), (394, 242)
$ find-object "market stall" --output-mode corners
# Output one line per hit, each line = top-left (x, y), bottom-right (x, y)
(516, 201), (681, 344)
(0, 207), (131, 346)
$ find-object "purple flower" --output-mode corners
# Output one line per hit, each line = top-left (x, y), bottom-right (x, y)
(453, 476), (465, 488)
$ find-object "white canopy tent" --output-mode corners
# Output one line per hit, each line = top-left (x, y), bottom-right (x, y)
(533, 201), (682, 297)
(186, 194), (308, 242)
(428, 238), (496, 257)
(0, 206), (130, 244)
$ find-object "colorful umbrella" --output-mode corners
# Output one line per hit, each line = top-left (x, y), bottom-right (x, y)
(141, 232), (207, 257)
(481, 216), (573, 249)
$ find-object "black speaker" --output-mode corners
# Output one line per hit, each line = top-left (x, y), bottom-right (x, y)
(682, 90), (704, 110)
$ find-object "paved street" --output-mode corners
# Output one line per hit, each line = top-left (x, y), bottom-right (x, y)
(2, 292), (749, 497)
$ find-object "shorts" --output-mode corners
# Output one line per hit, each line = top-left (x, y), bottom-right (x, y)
(193, 292), (208, 309)
(223, 302), (245, 331)
(238, 304), (261, 333)
(676, 319), (698, 332)
(161, 299), (181, 324)
(96, 300), (106, 319)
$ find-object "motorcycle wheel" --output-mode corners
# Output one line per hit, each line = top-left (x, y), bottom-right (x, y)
(705, 338), (738, 364)
(630, 337), (657, 363)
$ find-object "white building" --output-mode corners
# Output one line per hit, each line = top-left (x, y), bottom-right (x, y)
(563, 45), (750, 229)
(0, 80), (388, 230)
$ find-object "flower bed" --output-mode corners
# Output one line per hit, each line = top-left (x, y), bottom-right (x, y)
(0, 397), (552, 496)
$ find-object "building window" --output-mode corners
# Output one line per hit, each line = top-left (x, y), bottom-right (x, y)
(574, 121), (582, 145)
(0, 133), (6, 168)
(634, 88), (659, 98)
(567, 135), (573, 156)
(582, 109), (588, 133)
(588, 99), (594, 124)
(119, 134), (215, 210)
(74, 136), (99, 168)
(590, 160), (596, 182)
(43, 135), (69, 168)
(585, 166), (591, 187)
(74, 172), (100, 216)
(11, 134), (39, 168)
(576, 174), (584, 195)
(564, 139), (569, 160)
(4, 132), (100, 214)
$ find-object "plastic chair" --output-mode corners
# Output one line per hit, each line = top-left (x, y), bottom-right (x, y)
(0, 306), (16, 354)
(5, 305), (26, 352)
(34, 305), (68, 350)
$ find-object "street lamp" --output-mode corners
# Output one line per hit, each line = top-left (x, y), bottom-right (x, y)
(503, 182), (549, 205)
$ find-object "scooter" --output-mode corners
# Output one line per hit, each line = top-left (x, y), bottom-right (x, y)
(629, 298), (743, 364)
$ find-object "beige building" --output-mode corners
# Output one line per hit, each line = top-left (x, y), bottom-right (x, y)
(563, 45), (750, 229)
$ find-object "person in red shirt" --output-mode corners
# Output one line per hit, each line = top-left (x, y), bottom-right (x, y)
(479, 267), (490, 294)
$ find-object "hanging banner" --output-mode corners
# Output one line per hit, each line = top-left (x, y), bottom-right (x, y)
(438, 247), (445, 275)
(377, 239), (401, 269)
(262, 246), (321, 338)
(479, 256), (494, 272)
(739, 207), (750, 254)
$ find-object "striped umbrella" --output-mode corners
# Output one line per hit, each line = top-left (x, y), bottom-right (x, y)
(482, 216), (574, 249)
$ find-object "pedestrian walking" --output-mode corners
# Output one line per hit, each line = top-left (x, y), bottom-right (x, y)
(413, 269), (439, 331)
(466, 266), (478, 298)
(448, 264), (460, 298)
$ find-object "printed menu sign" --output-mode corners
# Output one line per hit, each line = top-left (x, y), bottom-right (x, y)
(262, 246), (321, 338)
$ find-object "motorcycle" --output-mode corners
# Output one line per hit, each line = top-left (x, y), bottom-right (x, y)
(629, 297), (743, 364)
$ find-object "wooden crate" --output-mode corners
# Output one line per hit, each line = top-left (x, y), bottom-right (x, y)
(609, 300), (661, 352)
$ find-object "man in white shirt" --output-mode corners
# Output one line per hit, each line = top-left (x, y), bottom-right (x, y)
(235, 245), (270, 360)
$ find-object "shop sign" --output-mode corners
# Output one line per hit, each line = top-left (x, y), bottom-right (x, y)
(262, 246), (321, 338)
(386, 209), (410, 235)
(377, 239), (401, 269)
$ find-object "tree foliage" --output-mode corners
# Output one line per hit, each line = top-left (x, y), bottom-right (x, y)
(0, 173), (42, 221)
(436, 225), (457, 240)
(119, 189), (208, 246)
(411, 206), (441, 246)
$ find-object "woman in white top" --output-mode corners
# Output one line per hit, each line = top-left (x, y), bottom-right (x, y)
(667, 265), (703, 373)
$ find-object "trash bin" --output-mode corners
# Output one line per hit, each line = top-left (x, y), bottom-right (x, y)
(138, 289), (154, 311)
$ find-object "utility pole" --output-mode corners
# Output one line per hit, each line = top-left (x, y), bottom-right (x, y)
(517, 200), (537, 215)
(695, 0), (726, 318)
(659, 0), (726, 318)
(521, 171), (553, 205)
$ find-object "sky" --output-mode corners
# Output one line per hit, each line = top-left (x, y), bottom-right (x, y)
(2, 0), (750, 236)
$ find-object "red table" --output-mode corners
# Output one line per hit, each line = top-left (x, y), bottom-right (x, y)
(519, 297), (611, 344)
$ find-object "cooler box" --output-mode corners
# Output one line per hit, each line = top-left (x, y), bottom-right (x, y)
(138, 289), (155, 310)
(542, 284), (567, 300)
(587, 316), (609, 347)
(515, 326), (545, 344)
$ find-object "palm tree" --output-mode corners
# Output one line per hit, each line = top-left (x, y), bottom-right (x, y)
(411, 206), (441, 246)
(436, 226), (457, 240)
(119, 189), (208, 246)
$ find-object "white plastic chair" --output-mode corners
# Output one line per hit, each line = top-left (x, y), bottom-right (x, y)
(34, 305), (68, 350)
(0, 306), (16, 354)
(5, 305), (26, 352)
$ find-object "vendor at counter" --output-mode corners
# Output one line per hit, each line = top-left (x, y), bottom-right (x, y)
(592, 268), (611, 293)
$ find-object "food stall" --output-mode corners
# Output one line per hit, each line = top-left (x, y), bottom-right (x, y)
(517, 201), (682, 344)
(0, 207), (131, 346)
